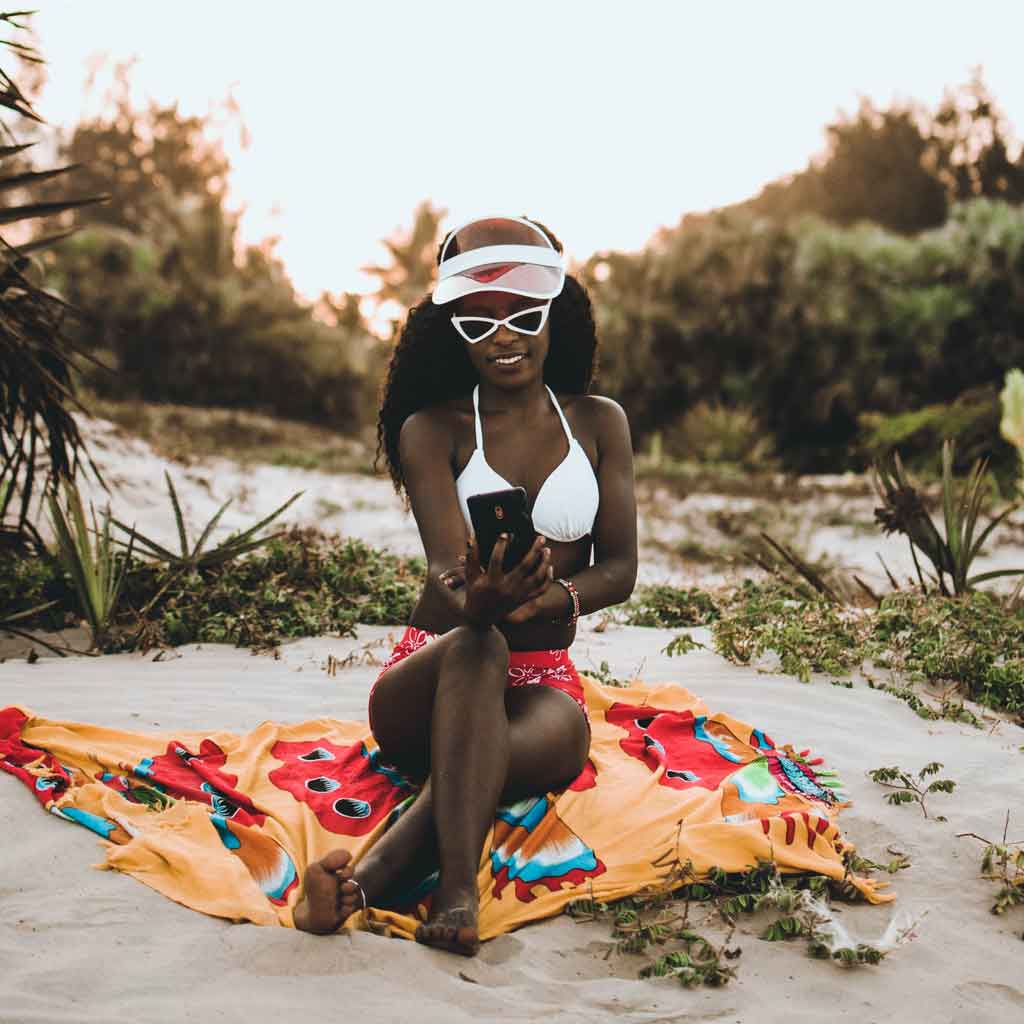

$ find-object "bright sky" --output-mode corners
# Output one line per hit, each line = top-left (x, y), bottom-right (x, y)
(26, 1), (1024, 299)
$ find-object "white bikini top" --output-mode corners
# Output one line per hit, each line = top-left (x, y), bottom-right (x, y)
(456, 385), (600, 543)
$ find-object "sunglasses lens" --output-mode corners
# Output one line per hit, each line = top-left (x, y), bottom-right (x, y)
(509, 308), (545, 334)
(457, 319), (495, 342)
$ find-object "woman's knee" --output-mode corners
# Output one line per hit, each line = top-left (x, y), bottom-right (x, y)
(441, 625), (510, 684)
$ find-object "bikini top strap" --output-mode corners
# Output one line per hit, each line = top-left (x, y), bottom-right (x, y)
(472, 385), (484, 450)
(546, 385), (574, 442)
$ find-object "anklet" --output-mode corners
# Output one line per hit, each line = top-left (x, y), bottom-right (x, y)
(351, 879), (367, 913)
(335, 878), (367, 932)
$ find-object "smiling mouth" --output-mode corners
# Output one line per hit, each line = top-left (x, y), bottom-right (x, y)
(491, 353), (526, 365)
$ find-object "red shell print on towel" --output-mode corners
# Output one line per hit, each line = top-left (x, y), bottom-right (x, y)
(268, 738), (414, 836)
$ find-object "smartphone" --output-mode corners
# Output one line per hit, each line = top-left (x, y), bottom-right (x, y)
(467, 487), (538, 573)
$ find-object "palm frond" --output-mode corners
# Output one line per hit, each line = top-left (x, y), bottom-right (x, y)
(112, 472), (303, 572)
(0, 10), (107, 551)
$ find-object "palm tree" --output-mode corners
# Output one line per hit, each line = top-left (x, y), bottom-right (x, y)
(362, 199), (446, 311)
(0, 10), (106, 551)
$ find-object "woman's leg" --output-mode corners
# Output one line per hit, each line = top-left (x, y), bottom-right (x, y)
(294, 629), (588, 951)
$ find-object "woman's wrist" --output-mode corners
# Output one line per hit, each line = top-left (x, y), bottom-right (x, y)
(551, 577), (580, 626)
(462, 593), (498, 632)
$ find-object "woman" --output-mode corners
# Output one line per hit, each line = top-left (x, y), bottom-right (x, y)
(293, 216), (638, 955)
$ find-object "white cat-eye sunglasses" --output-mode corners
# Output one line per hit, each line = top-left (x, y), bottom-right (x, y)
(450, 301), (552, 344)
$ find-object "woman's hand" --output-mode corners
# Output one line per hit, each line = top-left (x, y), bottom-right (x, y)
(463, 533), (552, 629)
(503, 575), (571, 624)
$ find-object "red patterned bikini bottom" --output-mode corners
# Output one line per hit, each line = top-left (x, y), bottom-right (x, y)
(371, 626), (589, 726)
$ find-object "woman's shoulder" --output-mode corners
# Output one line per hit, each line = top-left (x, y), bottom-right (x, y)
(398, 397), (474, 449)
(557, 393), (630, 435)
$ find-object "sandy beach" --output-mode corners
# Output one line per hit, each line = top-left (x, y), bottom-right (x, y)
(2, 420), (1024, 1023)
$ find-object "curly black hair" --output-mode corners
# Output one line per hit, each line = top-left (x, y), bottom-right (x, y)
(376, 219), (599, 495)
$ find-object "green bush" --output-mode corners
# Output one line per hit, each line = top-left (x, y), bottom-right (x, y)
(858, 386), (1020, 495)
(660, 402), (773, 466)
(585, 200), (1024, 474)
(47, 223), (382, 433)
(3, 528), (425, 652)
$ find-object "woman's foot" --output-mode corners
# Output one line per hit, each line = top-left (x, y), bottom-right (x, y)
(415, 887), (480, 957)
(293, 849), (365, 934)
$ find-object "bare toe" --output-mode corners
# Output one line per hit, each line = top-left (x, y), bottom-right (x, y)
(293, 850), (361, 935)
(415, 906), (480, 957)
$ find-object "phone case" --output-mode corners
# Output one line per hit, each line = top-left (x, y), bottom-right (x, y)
(466, 487), (536, 572)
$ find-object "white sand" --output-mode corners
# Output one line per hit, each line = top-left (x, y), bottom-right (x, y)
(3, 418), (1024, 1022)
(2, 623), (1023, 1023)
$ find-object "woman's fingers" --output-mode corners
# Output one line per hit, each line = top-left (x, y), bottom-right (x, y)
(522, 546), (553, 593)
(514, 534), (547, 576)
(439, 565), (466, 590)
(464, 537), (483, 580)
(487, 533), (510, 578)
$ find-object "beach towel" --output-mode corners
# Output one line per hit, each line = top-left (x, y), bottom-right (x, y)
(0, 675), (891, 940)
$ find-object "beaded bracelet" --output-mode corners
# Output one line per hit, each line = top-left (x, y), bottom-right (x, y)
(554, 577), (580, 627)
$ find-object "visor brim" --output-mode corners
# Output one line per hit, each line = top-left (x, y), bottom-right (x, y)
(432, 263), (564, 305)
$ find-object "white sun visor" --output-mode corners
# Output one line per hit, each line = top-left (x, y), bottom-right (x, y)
(432, 243), (565, 305)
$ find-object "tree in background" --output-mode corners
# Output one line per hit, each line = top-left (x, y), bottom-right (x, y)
(0, 11), (104, 550)
(585, 200), (1024, 475)
(37, 68), (379, 434)
(362, 199), (446, 311)
(47, 60), (231, 241)
(743, 72), (1024, 235)
(928, 70), (1024, 205)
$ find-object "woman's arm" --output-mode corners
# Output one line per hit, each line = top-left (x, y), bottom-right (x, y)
(505, 396), (637, 623)
(399, 409), (472, 620)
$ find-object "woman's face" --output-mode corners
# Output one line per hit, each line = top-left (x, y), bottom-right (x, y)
(455, 290), (551, 388)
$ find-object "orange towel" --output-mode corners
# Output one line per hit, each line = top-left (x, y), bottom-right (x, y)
(0, 675), (891, 941)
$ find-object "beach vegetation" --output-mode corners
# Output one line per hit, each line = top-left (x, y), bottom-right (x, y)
(0, 11), (105, 552)
(112, 470), (303, 574)
(859, 386), (1018, 496)
(656, 401), (774, 468)
(625, 585), (720, 628)
(567, 857), (909, 987)
(867, 762), (957, 819)
(586, 660), (632, 688)
(639, 577), (1024, 717)
(873, 440), (1023, 596)
(48, 481), (135, 650)
(1, 524), (424, 654)
(128, 529), (423, 651)
(956, 814), (1024, 921)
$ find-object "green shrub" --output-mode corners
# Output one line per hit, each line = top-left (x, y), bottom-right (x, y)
(585, 200), (1024, 474)
(858, 386), (1018, 495)
(660, 402), (774, 466)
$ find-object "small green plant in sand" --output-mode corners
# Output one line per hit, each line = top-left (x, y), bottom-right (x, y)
(587, 660), (632, 688)
(625, 584), (720, 629)
(567, 886), (740, 988)
(567, 857), (911, 987)
(843, 848), (912, 876)
(957, 813), (1024, 922)
(873, 440), (1023, 596)
(867, 762), (956, 820)
(48, 482), (136, 650)
(709, 581), (870, 683)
